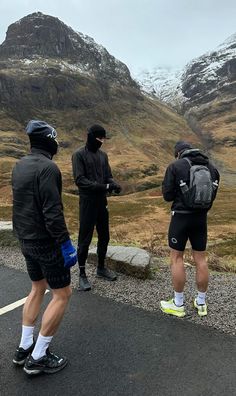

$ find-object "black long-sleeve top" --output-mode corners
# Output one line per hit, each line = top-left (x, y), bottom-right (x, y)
(12, 148), (69, 243)
(72, 146), (113, 196)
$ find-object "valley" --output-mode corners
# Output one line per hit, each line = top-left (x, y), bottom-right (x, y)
(0, 12), (235, 270)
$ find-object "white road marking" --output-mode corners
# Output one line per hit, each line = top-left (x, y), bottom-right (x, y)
(0, 290), (50, 316)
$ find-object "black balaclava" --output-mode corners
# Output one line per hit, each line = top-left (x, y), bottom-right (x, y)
(26, 120), (58, 157)
(29, 135), (58, 157)
(86, 124), (107, 152)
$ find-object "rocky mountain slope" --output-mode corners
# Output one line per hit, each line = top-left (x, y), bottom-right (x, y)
(136, 35), (236, 176)
(135, 66), (183, 111)
(181, 34), (236, 175)
(0, 12), (194, 194)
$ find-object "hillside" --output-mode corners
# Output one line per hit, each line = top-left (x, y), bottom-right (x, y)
(0, 12), (197, 194)
(182, 34), (236, 176)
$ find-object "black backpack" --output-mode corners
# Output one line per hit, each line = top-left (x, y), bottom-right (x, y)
(179, 158), (218, 209)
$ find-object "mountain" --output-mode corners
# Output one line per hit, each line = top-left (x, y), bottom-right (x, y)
(0, 12), (194, 195)
(134, 66), (184, 111)
(136, 35), (236, 178)
(182, 34), (236, 110)
(182, 34), (236, 177)
(0, 11), (136, 120)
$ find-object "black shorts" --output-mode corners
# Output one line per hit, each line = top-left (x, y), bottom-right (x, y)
(168, 212), (207, 251)
(20, 239), (71, 289)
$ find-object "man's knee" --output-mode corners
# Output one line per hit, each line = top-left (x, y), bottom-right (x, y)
(170, 249), (184, 265)
(98, 232), (110, 246)
(52, 286), (72, 302)
(192, 250), (207, 266)
(31, 279), (48, 295)
(77, 241), (90, 254)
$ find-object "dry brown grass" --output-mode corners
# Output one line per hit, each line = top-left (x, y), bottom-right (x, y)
(0, 91), (194, 193)
(1, 167), (236, 272)
(183, 249), (236, 273)
(142, 232), (169, 258)
(197, 100), (236, 173)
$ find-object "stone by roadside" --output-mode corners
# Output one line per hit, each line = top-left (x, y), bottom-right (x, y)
(0, 246), (235, 336)
(88, 245), (151, 279)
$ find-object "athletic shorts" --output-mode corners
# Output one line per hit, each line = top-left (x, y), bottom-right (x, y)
(20, 239), (71, 289)
(168, 212), (207, 251)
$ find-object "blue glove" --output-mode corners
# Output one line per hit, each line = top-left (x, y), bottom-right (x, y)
(61, 240), (77, 268)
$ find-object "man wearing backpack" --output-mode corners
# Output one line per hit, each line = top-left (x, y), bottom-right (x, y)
(160, 141), (220, 318)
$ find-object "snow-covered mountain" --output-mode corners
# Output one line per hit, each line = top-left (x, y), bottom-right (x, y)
(181, 34), (236, 109)
(135, 34), (236, 175)
(136, 33), (236, 113)
(134, 66), (184, 108)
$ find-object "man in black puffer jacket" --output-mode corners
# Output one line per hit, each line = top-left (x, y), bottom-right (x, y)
(72, 124), (122, 291)
(160, 141), (220, 318)
(12, 120), (77, 376)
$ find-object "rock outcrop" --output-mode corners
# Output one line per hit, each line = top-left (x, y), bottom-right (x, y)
(0, 12), (134, 86)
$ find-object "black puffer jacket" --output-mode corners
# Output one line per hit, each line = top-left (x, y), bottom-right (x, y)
(12, 148), (69, 242)
(72, 146), (113, 197)
(162, 149), (220, 212)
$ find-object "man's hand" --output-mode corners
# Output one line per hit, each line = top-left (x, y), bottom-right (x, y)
(107, 182), (122, 194)
(61, 240), (77, 268)
(113, 182), (122, 194)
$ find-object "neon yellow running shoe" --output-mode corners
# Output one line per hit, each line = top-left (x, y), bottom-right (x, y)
(160, 298), (186, 318)
(194, 298), (207, 317)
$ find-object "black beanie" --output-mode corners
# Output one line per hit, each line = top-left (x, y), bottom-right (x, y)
(87, 124), (109, 139)
(174, 141), (193, 158)
(86, 124), (109, 152)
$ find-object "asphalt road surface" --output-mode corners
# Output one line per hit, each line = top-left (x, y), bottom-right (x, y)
(0, 265), (235, 396)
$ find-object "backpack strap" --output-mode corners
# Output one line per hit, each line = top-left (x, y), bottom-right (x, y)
(183, 157), (191, 167)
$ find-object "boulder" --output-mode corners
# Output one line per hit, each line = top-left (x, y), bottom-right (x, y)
(88, 245), (151, 279)
(0, 221), (18, 247)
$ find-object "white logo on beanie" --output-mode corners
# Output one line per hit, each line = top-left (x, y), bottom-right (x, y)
(46, 127), (57, 139)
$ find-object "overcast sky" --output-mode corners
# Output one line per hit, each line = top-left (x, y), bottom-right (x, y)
(0, 0), (236, 74)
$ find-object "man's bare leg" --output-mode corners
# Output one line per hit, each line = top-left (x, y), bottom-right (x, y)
(170, 249), (186, 293)
(160, 249), (186, 316)
(13, 279), (48, 364)
(30, 286), (72, 361)
(192, 250), (208, 293)
(40, 286), (72, 336)
(192, 250), (208, 316)
(22, 279), (48, 326)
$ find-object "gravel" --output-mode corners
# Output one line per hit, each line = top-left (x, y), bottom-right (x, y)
(1, 247), (236, 336)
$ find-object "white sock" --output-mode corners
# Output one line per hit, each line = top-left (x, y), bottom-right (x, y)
(31, 333), (53, 360)
(19, 325), (34, 350)
(197, 291), (206, 305)
(174, 291), (184, 307)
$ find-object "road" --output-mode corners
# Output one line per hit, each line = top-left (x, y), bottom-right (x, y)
(0, 265), (235, 396)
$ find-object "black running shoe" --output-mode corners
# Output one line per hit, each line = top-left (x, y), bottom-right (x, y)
(23, 350), (68, 375)
(13, 341), (35, 366)
(79, 275), (91, 291)
(96, 267), (117, 281)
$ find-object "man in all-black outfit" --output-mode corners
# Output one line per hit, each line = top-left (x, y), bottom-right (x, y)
(72, 124), (121, 291)
(12, 120), (77, 375)
(161, 141), (220, 318)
